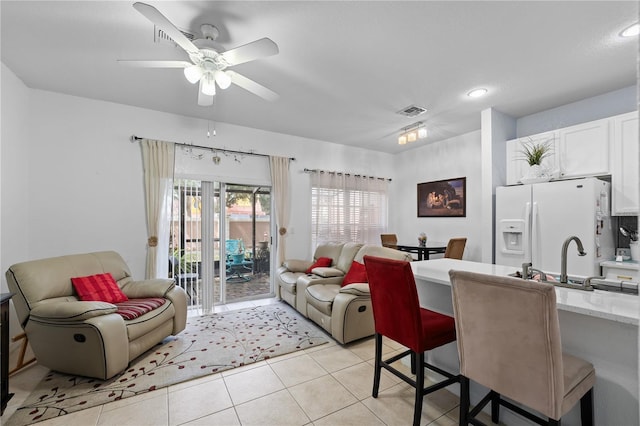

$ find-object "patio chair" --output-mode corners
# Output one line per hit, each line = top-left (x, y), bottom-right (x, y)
(225, 239), (253, 282)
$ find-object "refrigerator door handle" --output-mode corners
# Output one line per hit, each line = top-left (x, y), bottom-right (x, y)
(531, 201), (538, 265)
(525, 201), (532, 261)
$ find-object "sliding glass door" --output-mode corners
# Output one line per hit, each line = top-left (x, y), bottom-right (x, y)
(170, 179), (274, 313)
(223, 184), (272, 303)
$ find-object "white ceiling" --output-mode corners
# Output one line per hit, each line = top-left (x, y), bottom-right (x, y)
(1, 1), (637, 153)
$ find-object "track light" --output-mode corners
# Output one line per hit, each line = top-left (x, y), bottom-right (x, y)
(398, 121), (427, 145)
(184, 65), (203, 84)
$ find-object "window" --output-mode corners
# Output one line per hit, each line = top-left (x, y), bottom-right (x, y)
(311, 172), (388, 248)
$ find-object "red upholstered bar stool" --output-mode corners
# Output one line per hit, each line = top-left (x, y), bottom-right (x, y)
(449, 270), (595, 426)
(363, 255), (460, 426)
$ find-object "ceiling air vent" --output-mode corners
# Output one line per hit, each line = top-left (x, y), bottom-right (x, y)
(154, 26), (195, 44)
(397, 105), (428, 117)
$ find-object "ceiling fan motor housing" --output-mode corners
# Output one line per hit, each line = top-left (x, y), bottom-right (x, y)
(200, 24), (219, 40)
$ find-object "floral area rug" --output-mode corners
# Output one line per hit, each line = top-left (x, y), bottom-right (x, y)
(7, 302), (329, 426)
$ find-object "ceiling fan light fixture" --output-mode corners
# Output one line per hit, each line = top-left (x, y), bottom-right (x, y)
(201, 73), (217, 96)
(214, 70), (232, 89)
(184, 65), (203, 84)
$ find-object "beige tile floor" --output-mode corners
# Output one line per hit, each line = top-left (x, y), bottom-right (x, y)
(2, 298), (492, 426)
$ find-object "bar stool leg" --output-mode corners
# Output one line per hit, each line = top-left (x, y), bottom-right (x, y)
(580, 389), (594, 426)
(459, 375), (470, 426)
(491, 390), (500, 423)
(372, 333), (382, 398)
(413, 351), (424, 426)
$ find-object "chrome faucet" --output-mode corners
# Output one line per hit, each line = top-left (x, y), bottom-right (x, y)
(560, 236), (586, 284)
(522, 262), (531, 279)
(521, 262), (547, 281)
(530, 268), (547, 281)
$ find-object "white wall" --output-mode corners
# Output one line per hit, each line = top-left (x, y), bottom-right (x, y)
(3, 61), (634, 278)
(5, 79), (396, 280)
(390, 130), (483, 261)
(1, 64), (31, 344)
(482, 108), (517, 262)
(1, 64), (30, 291)
(2, 59), (635, 369)
(517, 85), (636, 137)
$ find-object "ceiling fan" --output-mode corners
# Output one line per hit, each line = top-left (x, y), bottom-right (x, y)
(119, 2), (279, 106)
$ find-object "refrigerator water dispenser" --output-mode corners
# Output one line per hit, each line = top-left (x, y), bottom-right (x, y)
(499, 219), (525, 255)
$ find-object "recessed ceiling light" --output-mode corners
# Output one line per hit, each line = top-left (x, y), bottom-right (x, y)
(467, 88), (488, 98)
(621, 23), (639, 38)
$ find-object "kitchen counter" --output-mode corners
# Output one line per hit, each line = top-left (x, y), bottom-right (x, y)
(410, 258), (638, 426)
(600, 259), (639, 270)
(411, 258), (639, 325)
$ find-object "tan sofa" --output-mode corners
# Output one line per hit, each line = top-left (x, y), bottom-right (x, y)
(6, 251), (188, 380)
(276, 242), (363, 315)
(276, 243), (412, 344)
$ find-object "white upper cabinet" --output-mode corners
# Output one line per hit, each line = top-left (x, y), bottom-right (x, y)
(557, 118), (610, 179)
(506, 117), (614, 186)
(611, 111), (639, 215)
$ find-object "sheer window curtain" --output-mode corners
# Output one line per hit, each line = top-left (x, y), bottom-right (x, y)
(141, 139), (175, 279)
(269, 156), (291, 266)
(311, 172), (388, 248)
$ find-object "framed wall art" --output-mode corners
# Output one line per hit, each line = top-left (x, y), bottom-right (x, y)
(417, 177), (466, 217)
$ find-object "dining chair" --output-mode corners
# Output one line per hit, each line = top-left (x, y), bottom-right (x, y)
(444, 237), (466, 259)
(363, 255), (459, 426)
(449, 270), (595, 426)
(380, 233), (398, 248)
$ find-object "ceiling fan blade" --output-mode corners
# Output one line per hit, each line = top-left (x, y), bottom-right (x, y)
(198, 80), (214, 106)
(117, 60), (192, 68)
(227, 71), (279, 102)
(133, 2), (200, 56)
(221, 38), (279, 66)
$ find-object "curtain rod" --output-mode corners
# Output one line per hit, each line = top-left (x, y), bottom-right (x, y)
(304, 168), (391, 182)
(129, 135), (295, 161)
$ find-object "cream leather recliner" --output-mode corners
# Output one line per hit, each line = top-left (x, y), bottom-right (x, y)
(276, 242), (363, 313)
(304, 245), (413, 344)
(276, 243), (413, 344)
(6, 251), (188, 380)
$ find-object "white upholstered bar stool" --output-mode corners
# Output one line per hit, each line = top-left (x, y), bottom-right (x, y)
(449, 270), (595, 426)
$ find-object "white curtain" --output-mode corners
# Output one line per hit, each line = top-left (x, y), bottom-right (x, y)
(310, 171), (389, 248)
(269, 156), (291, 265)
(141, 139), (175, 279)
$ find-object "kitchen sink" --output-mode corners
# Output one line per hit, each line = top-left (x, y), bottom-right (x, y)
(508, 271), (583, 284)
(508, 272), (638, 295)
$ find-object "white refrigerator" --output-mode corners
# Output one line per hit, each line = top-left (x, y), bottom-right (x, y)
(495, 177), (614, 277)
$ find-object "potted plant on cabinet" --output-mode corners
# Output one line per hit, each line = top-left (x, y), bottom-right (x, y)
(518, 137), (554, 183)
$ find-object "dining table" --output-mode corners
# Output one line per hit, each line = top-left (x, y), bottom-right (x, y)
(394, 241), (447, 260)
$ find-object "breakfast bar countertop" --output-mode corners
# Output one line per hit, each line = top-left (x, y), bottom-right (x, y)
(411, 258), (640, 326)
